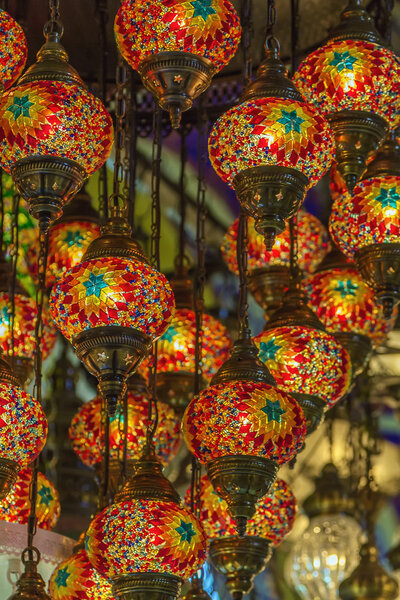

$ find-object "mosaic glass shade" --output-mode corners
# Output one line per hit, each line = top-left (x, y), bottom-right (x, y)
(304, 266), (397, 348)
(221, 210), (329, 276)
(0, 9), (27, 91)
(208, 97), (334, 188)
(0, 381), (47, 466)
(0, 467), (60, 530)
(155, 309), (230, 381)
(49, 548), (114, 600)
(185, 475), (296, 546)
(114, 0), (241, 73)
(49, 256), (175, 343)
(69, 392), (181, 468)
(330, 163), (348, 202)
(85, 499), (207, 580)
(329, 176), (400, 259)
(0, 292), (56, 361)
(294, 40), (400, 122)
(0, 81), (113, 175)
(254, 327), (351, 409)
(182, 380), (306, 465)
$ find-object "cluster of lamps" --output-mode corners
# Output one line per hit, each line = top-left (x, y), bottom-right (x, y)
(0, 1), (398, 600)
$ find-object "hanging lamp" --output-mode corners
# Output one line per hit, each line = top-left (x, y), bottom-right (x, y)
(181, 580), (212, 600)
(8, 550), (51, 600)
(0, 354), (47, 500)
(304, 247), (396, 378)
(85, 447), (207, 600)
(0, 8), (27, 91)
(209, 30), (334, 249)
(294, 0), (400, 192)
(289, 463), (362, 600)
(254, 278), (352, 435)
(221, 210), (329, 321)
(69, 373), (181, 495)
(330, 130), (400, 318)
(0, 5), (113, 232)
(114, 0), (241, 128)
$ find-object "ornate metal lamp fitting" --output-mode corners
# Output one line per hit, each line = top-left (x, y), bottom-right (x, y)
(209, 536), (272, 600)
(303, 463), (356, 519)
(328, 0), (381, 45)
(248, 266), (291, 324)
(8, 550), (51, 600)
(54, 186), (99, 225)
(112, 572), (183, 600)
(73, 217), (151, 417)
(233, 42), (308, 250)
(156, 371), (204, 413)
(169, 259), (193, 310)
(211, 336), (275, 387)
(181, 580), (212, 600)
(339, 542), (399, 600)
(139, 51), (215, 129)
(11, 21), (87, 233)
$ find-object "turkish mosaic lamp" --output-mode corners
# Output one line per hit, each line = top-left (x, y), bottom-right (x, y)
(221, 210), (329, 320)
(209, 39), (334, 250)
(0, 18), (113, 232)
(330, 131), (400, 318)
(114, 0), (241, 128)
(0, 8), (27, 91)
(294, 0), (400, 192)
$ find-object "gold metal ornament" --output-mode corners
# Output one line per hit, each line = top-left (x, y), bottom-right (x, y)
(181, 580), (212, 600)
(7, 551), (51, 600)
(303, 463), (356, 519)
(339, 542), (399, 600)
(11, 22), (87, 233)
(139, 51), (214, 129)
(248, 266), (291, 323)
(209, 536), (272, 600)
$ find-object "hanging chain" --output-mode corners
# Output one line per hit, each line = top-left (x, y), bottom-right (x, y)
(178, 127), (188, 268)
(241, 0), (253, 85)
(289, 214), (299, 280)
(290, 0), (300, 73)
(9, 191), (20, 368)
(236, 209), (250, 338)
(96, 0), (109, 220)
(127, 74), (138, 232)
(49, 0), (60, 21)
(266, 0), (277, 42)
(0, 170), (3, 254)
(109, 55), (128, 218)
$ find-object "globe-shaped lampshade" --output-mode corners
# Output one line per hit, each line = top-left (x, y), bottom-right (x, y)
(288, 514), (362, 600)
(0, 291), (56, 363)
(49, 256), (175, 344)
(182, 380), (306, 465)
(0, 81), (113, 177)
(157, 309), (230, 381)
(330, 163), (348, 202)
(85, 499), (207, 581)
(221, 210), (329, 276)
(330, 176), (400, 259)
(254, 326), (351, 410)
(0, 467), (60, 530)
(115, 0), (241, 74)
(0, 381), (47, 467)
(209, 97), (334, 190)
(304, 266), (397, 349)
(185, 475), (296, 547)
(69, 392), (181, 468)
(49, 548), (113, 600)
(0, 8), (27, 90)
(294, 40), (400, 123)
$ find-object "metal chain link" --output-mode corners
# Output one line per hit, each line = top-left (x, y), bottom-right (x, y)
(289, 214), (299, 280)
(290, 0), (300, 73)
(98, 394), (111, 509)
(178, 129), (188, 267)
(237, 209), (250, 338)
(96, 0), (109, 220)
(109, 55), (128, 219)
(9, 191), (20, 367)
(241, 0), (253, 84)
(266, 0), (277, 40)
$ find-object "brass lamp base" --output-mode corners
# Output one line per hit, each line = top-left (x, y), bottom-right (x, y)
(12, 156), (86, 233)
(206, 455), (278, 536)
(0, 457), (20, 500)
(73, 326), (151, 417)
(112, 572), (182, 600)
(139, 51), (214, 129)
(248, 266), (290, 322)
(291, 393), (326, 435)
(233, 165), (308, 250)
(8, 555), (51, 600)
(355, 243), (400, 319)
(209, 536), (272, 600)
(328, 110), (387, 193)
(5, 356), (34, 388)
(156, 371), (204, 413)
(334, 331), (371, 379)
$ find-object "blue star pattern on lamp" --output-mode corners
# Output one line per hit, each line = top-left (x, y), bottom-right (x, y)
(375, 187), (400, 210)
(190, 0), (217, 22)
(37, 485), (54, 507)
(333, 279), (358, 298)
(261, 399), (286, 423)
(329, 51), (358, 72)
(6, 94), (33, 120)
(277, 109), (305, 134)
(259, 339), (281, 362)
(83, 272), (108, 298)
(175, 519), (197, 543)
(54, 566), (70, 589)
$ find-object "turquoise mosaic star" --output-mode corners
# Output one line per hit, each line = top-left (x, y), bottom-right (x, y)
(334, 279), (358, 298)
(261, 399), (285, 423)
(375, 187), (400, 210)
(329, 51), (357, 72)
(190, 0), (216, 21)
(37, 485), (53, 507)
(175, 519), (196, 543)
(83, 272), (108, 298)
(7, 95), (34, 120)
(277, 109), (305, 134)
(64, 230), (84, 247)
(160, 325), (178, 343)
(0, 306), (10, 326)
(259, 339), (280, 362)
(54, 567), (70, 589)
